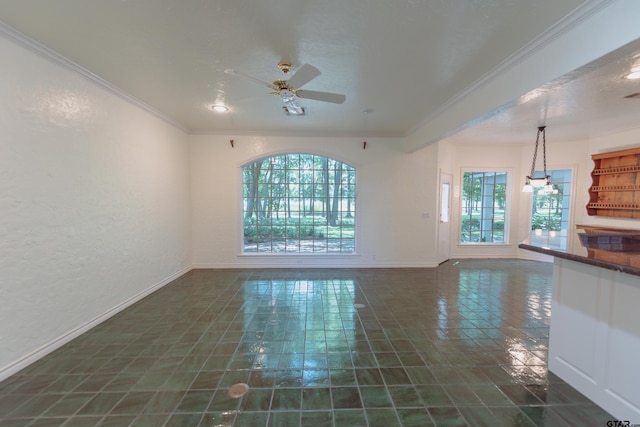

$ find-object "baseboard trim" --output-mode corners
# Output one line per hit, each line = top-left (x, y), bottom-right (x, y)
(192, 261), (439, 269)
(0, 265), (193, 382)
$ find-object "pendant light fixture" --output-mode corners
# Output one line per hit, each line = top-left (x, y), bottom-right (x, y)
(522, 126), (553, 193)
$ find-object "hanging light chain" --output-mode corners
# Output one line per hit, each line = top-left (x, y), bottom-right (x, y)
(523, 125), (551, 192)
(529, 128), (540, 178)
(528, 126), (547, 179)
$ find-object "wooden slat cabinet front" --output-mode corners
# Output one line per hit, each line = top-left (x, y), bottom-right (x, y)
(587, 147), (640, 218)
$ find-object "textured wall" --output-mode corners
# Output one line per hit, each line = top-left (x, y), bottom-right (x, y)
(0, 33), (191, 376)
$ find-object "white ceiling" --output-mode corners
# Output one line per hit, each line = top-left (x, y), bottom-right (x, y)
(446, 35), (640, 146)
(0, 0), (639, 145)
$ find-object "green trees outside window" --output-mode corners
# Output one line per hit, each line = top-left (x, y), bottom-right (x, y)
(242, 154), (356, 253)
(461, 171), (508, 243)
(529, 169), (571, 250)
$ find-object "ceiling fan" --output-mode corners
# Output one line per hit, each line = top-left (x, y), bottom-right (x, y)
(224, 62), (346, 115)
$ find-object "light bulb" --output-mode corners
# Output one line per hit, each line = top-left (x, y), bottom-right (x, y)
(211, 104), (229, 113)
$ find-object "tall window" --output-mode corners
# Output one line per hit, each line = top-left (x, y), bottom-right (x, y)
(460, 171), (509, 244)
(529, 169), (571, 250)
(242, 154), (356, 253)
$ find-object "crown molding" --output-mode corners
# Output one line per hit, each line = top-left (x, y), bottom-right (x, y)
(406, 0), (615, 139)
(0, 20), (189, 133)
(188, 128), (404, 139)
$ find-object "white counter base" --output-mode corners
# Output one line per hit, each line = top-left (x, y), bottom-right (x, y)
(549, 257), (640, 423)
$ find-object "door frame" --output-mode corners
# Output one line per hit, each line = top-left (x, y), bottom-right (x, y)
(437, 171), (453, 264)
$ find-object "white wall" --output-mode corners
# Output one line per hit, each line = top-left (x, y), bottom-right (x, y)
(447, 143), (524, 259)
(441, 139), (578, 260)
(516, 138), (584, 261)
(440, 127), (640, 262)
(517, 130), (640, 258)
(0, 33), (191, 378)
(190, 134), (439, 268)
(190, 128), (640, 269)
(3, 1), (638, 382)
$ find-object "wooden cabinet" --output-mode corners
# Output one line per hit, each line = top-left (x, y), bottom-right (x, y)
(587, 147), (640, 217)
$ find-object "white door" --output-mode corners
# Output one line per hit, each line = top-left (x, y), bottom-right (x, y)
(438, 172), (453, 264)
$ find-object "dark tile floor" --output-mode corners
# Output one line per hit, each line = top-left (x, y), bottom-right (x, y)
(0, 260), (614, 426)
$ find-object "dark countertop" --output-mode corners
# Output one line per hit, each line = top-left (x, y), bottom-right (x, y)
(519, 235), (640, 277)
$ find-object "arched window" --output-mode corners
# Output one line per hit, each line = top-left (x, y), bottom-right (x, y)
(242, 154), (356, 253)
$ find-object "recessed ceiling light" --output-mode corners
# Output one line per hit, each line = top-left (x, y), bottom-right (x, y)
(626, 70), (640, 80)
(210, 104), (229, 113)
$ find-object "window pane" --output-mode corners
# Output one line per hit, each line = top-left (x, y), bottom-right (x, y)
(460, 171), (508, 244)
(529, 169), (571, 250)
(242, 154), (356, 253)
(441, 182), (450, 223)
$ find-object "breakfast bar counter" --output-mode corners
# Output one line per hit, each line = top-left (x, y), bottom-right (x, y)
(519, 227), (640, 422)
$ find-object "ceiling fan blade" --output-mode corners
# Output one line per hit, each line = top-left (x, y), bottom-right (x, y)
(224, 68), (274, 89)
(296, 89), (346, 104)
(286, 63), (321, 89)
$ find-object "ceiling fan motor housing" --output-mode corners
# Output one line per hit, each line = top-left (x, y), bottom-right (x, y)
(277, 62), (293, 74)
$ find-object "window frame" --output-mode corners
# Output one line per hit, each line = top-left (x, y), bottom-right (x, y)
(240, 153), (357, 255)
(527, 168), (573, 251)
(459, 169), (512, 245)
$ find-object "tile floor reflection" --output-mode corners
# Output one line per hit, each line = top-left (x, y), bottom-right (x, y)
(0, 260), (614, 426)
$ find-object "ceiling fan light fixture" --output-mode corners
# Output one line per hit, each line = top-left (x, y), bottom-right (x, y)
(280, 88), (305, 115)
(283, 105), (305, 116)
(226, 62), (345, 114)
